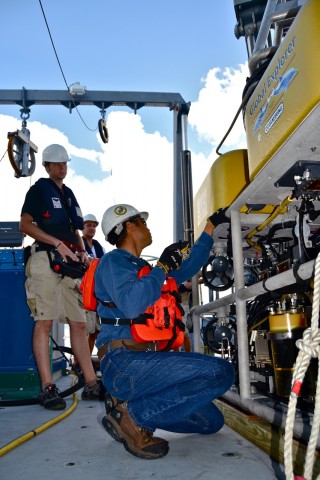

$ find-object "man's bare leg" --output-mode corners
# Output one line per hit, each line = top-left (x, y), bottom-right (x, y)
(68, 320), (96, 383)
(33, 319), (66, 410)
(33, 319), (53, 387)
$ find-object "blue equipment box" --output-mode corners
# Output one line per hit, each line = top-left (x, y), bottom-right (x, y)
(0, 248), (67, 400)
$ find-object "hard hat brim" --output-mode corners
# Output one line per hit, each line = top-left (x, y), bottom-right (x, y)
(83, 220), (99, 226)
(137, 211), (149, 222)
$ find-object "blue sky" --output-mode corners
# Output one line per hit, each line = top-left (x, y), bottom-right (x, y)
(0, 0), (248, 254)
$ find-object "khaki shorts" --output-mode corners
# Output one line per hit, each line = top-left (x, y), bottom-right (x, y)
(85, 310), (101, 334)
(25, 249), (86, 323)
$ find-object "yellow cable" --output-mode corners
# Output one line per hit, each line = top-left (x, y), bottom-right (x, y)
(247, 316), (269, 336)
(0, 392), (78, 457)
(245, 195), (293, 251)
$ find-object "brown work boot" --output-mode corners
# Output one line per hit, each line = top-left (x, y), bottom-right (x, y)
(102, 402), (169, 459)
(104, 392), (118, 414)
(103, 395), (167, 444)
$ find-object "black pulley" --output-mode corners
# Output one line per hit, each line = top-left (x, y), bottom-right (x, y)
(98, 119), (109, 143)
(7, 130), (36, 178)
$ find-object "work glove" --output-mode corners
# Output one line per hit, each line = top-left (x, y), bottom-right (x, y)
(157, 241), (190, 275)
(208, 207), (230, 228)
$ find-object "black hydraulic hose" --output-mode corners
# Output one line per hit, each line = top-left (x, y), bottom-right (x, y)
(265, 220), (296, 244)
(298, 210), (311, 262)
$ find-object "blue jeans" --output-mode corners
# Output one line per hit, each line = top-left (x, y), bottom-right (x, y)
(101, 349), (235, 434)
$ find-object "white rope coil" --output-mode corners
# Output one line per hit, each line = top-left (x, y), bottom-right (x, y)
(296, 329), (320, 360)
(284, 253), (320, 480)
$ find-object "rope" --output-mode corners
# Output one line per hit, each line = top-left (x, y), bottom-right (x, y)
(284, 252), (320, 480)
(38, 0), (96, 132)
(0, 149), (8, 163)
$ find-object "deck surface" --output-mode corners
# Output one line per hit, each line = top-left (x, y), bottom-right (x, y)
(0, 376), (285, 479)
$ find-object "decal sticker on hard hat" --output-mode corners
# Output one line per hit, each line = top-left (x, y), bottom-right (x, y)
(114, 206), (127, 216)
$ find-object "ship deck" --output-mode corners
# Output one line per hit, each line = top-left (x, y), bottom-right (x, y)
(0, 375), (285, 479)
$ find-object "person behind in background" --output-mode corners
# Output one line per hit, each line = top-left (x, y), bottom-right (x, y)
(94, 203), (234, 460)
(82, 214), (105, 354)
(19, 144), (104, 410)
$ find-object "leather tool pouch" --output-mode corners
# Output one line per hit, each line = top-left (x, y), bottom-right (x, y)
(47, 250), (87, 279)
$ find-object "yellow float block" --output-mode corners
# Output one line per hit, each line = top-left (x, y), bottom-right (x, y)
(193, 149), (249, 239)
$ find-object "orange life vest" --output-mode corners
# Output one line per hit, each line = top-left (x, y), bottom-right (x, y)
(80, 261), (185, 351)
(130, 266), (185, 350)
(80, 258), (100, 311)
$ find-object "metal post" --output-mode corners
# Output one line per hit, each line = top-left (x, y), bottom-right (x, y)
(173, 107), (184, 243)
(253, 0), (279, 53)
(231, 209), (251, 400)
(192, 311), (202, 353)
(180, 105), (199, 307)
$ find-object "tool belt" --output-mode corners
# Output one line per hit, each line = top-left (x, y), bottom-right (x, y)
(97, 338), (159, 362)
(100, 317), (146, 326)
(34, 240), (78, 253)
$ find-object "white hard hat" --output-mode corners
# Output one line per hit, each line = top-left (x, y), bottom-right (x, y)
(102, 204), (148, 244)
(83, 214), (99, 225)
(42, 144), (70, 165)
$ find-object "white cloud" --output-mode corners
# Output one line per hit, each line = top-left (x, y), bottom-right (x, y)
(187, 63), (249, 200)
(69, 145), (101, 163)
(75, 110), (175, 256)
(0, 65), (248, 258)
(0, 112), (175, 257)
(189, 63), (248, 150)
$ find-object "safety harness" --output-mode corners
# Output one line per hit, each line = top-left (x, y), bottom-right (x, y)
(36, 178), (84, 232)
(80, 262), (185, 351)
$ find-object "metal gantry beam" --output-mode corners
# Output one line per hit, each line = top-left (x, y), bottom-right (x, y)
(0, 87), (190, 242)
(0, 88), (187, 111)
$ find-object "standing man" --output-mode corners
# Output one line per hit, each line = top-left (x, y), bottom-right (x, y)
(82, 214), (105, 354)
(95, 204), (234, 460)
(82, 214), (105, 259)
(19, 144), (103, 410)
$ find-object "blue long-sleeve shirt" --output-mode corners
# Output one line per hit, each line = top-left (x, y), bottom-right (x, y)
(95, 231), (213, 347)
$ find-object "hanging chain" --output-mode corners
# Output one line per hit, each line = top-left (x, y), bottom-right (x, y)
(100, 106), (106, 120)
(20, 107), (31, 128)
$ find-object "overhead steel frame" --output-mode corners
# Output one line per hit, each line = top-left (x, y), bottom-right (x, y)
(0, 88), (192, 243)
